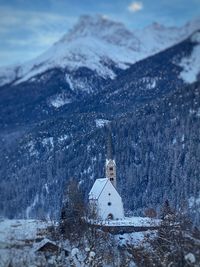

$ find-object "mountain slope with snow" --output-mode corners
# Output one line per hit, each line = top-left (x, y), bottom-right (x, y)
(136, 17), (200, 55)
(0, 15), (200, 89)
(0, 30), (200, 220)
(177, 31), (200, 83)
(0, 15), (200, 222)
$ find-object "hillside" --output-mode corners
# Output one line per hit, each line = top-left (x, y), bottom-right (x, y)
(0, 29), (200, 220)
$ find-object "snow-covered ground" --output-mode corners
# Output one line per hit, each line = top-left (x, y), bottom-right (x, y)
(116, 230), (157, 247)
(0, 219), (49, 244)
(0, 219), (52, 267)
(93, 216), (161, 227)
(0, 218), (152, 266)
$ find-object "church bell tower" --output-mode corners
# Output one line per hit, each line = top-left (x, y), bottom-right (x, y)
(105, 129), (117, 188)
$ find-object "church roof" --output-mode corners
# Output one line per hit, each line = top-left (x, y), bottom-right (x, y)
(34, 238), (69, 254)
(89, 178), (109, 200)
(106, 159), (116, 165)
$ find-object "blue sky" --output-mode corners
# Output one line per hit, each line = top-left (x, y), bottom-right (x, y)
(0, 0), (200, 67)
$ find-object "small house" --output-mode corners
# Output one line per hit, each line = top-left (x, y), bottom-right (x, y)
(34, 238), (69, 256)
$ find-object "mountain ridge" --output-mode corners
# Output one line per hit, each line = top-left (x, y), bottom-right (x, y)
(0, 32), (200, 220)
(0, 15), (200, 89)
(0, 15), (200, 222)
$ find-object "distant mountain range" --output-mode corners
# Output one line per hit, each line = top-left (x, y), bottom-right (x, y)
(0, 15), (200, 221)
(0, 15), (200, 89)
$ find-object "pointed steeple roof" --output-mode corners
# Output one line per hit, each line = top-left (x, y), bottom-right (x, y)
(106, 126), (114, 160)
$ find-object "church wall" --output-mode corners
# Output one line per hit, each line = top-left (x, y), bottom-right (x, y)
(97, 182), (124, 220)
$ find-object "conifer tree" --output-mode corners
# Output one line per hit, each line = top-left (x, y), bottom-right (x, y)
(60, 179), (86, 240)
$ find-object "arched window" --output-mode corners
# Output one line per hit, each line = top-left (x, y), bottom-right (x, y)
(107, 213), (114, 220)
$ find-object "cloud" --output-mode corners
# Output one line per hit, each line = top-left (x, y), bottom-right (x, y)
(0, 7), (74, 30)
(0, 49), (41, 66)
(6, 33), (61, 48)
(128, 2), (143, 12)
(0, 6), (77, 66)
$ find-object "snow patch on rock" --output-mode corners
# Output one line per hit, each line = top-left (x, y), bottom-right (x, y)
(58, 134), (69, 143)
(49, 93), (72, 108)
(42, 137), (54, 148)
(185, 253), (196, 264)
(141, 77), (158, 89)
(66, 74), (94, 93)
(178, 32), (200, 84)
(95, 119), (110, 128)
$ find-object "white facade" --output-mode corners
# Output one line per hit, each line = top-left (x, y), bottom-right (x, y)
(89, 178), (124, 220)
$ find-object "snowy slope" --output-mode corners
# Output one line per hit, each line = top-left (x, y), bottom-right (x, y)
(0, 15), (141, 86)
(177, 31), (200, 83)
(0, 219), (49, 243)
(135, 17), (200, 55)
(0, 219), (150, 267)
(93, 216), (160, 227)
(0, 15), (200, 87)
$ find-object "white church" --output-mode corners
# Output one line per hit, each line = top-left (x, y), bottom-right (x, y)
(89, 155), (124, 221)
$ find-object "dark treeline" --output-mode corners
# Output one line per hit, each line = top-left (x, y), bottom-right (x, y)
(0, 81), (199, 225)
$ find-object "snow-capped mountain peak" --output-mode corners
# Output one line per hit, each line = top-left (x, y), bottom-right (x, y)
(62, 15), (141, 50)
(64, 15), (128, 39)
(135, 18), (200, 54)
(0, 15), (143, 86)
(0, 15), (200, 88)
